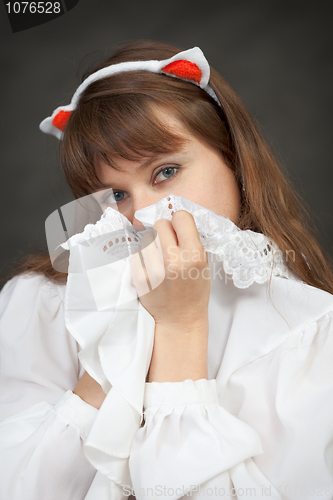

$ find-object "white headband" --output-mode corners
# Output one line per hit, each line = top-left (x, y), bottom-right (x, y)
(39, 47), (221, 140)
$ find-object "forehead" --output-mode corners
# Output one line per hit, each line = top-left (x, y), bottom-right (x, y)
(96, 108), (195, 179)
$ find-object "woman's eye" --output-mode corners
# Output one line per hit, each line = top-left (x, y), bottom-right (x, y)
(100, 165), (180, 207)
(154, 166), (179, 184)
(103, 191), (126, 206)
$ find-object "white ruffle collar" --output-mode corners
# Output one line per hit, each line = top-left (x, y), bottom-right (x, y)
(63, 194), (293, 498)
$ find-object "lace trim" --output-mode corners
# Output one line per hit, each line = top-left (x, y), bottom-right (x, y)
(62, 209), (145, 257)
(63, 194), (292, 289)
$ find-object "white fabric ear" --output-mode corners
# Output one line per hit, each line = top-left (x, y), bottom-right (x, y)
(39, 105), (73, 139)
(159, 47), (211, 87)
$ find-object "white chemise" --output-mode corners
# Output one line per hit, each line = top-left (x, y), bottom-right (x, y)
(0, 195), (332, 500)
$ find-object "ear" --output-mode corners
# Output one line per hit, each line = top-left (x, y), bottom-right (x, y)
(52, 110), (72, 131)
(161, 60), (202, 85)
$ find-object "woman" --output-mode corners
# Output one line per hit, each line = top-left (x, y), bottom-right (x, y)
(0, 40), (332, 499)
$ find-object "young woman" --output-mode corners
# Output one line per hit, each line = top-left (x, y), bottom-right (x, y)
(0, 40), (332, 500)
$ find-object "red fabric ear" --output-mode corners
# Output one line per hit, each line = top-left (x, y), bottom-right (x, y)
(52, 110), (72, 131)
(161, 60), (202, 84)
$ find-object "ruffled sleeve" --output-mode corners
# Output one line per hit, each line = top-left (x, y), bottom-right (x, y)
(129, 379), (281, 499)
(0, 274), (99, 500)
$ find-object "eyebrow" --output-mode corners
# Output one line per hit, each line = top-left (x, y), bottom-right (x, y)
(135, 157), (157, 172)
(136, 150), (189, 172)
(96, 149), (189, 191)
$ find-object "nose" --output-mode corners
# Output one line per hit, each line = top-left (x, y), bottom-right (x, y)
(132, 216), (146, 231)
(130, 194), (156, 230)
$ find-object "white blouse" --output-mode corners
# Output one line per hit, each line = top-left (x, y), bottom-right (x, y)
(0, 195), (333, 500)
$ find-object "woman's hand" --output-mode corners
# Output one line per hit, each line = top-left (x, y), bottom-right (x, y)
(131, 210), (211, 382)
(131, 210), (211, 328)
(73, 372), (106, 409)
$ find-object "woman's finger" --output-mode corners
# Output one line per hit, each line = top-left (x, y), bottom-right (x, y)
(170, 210), (203, 250)
(153, 218), (178, 251)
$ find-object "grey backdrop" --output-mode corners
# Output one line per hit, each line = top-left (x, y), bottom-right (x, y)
(1, 0), (332, 285)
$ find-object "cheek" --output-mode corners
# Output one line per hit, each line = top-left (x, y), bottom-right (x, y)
(217, 188), (240, 224)
(192, 166), (241, 224)
(216, 173), (241, 222)
(179, 182), (240, 224)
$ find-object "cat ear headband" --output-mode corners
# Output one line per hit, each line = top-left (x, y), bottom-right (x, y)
(39, 47), (221, 140)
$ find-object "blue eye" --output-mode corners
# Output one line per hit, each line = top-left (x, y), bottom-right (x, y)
(163, 167), (175, 178)
(154, 166), (179, 184)
(103, 191), (126, 206)
(112, 192), (125, 202)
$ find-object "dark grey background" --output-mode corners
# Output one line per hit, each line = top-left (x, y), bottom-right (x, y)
(1, 0), (332, 286)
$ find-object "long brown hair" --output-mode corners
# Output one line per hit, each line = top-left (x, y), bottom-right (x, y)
(9, 40), (333, 294)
